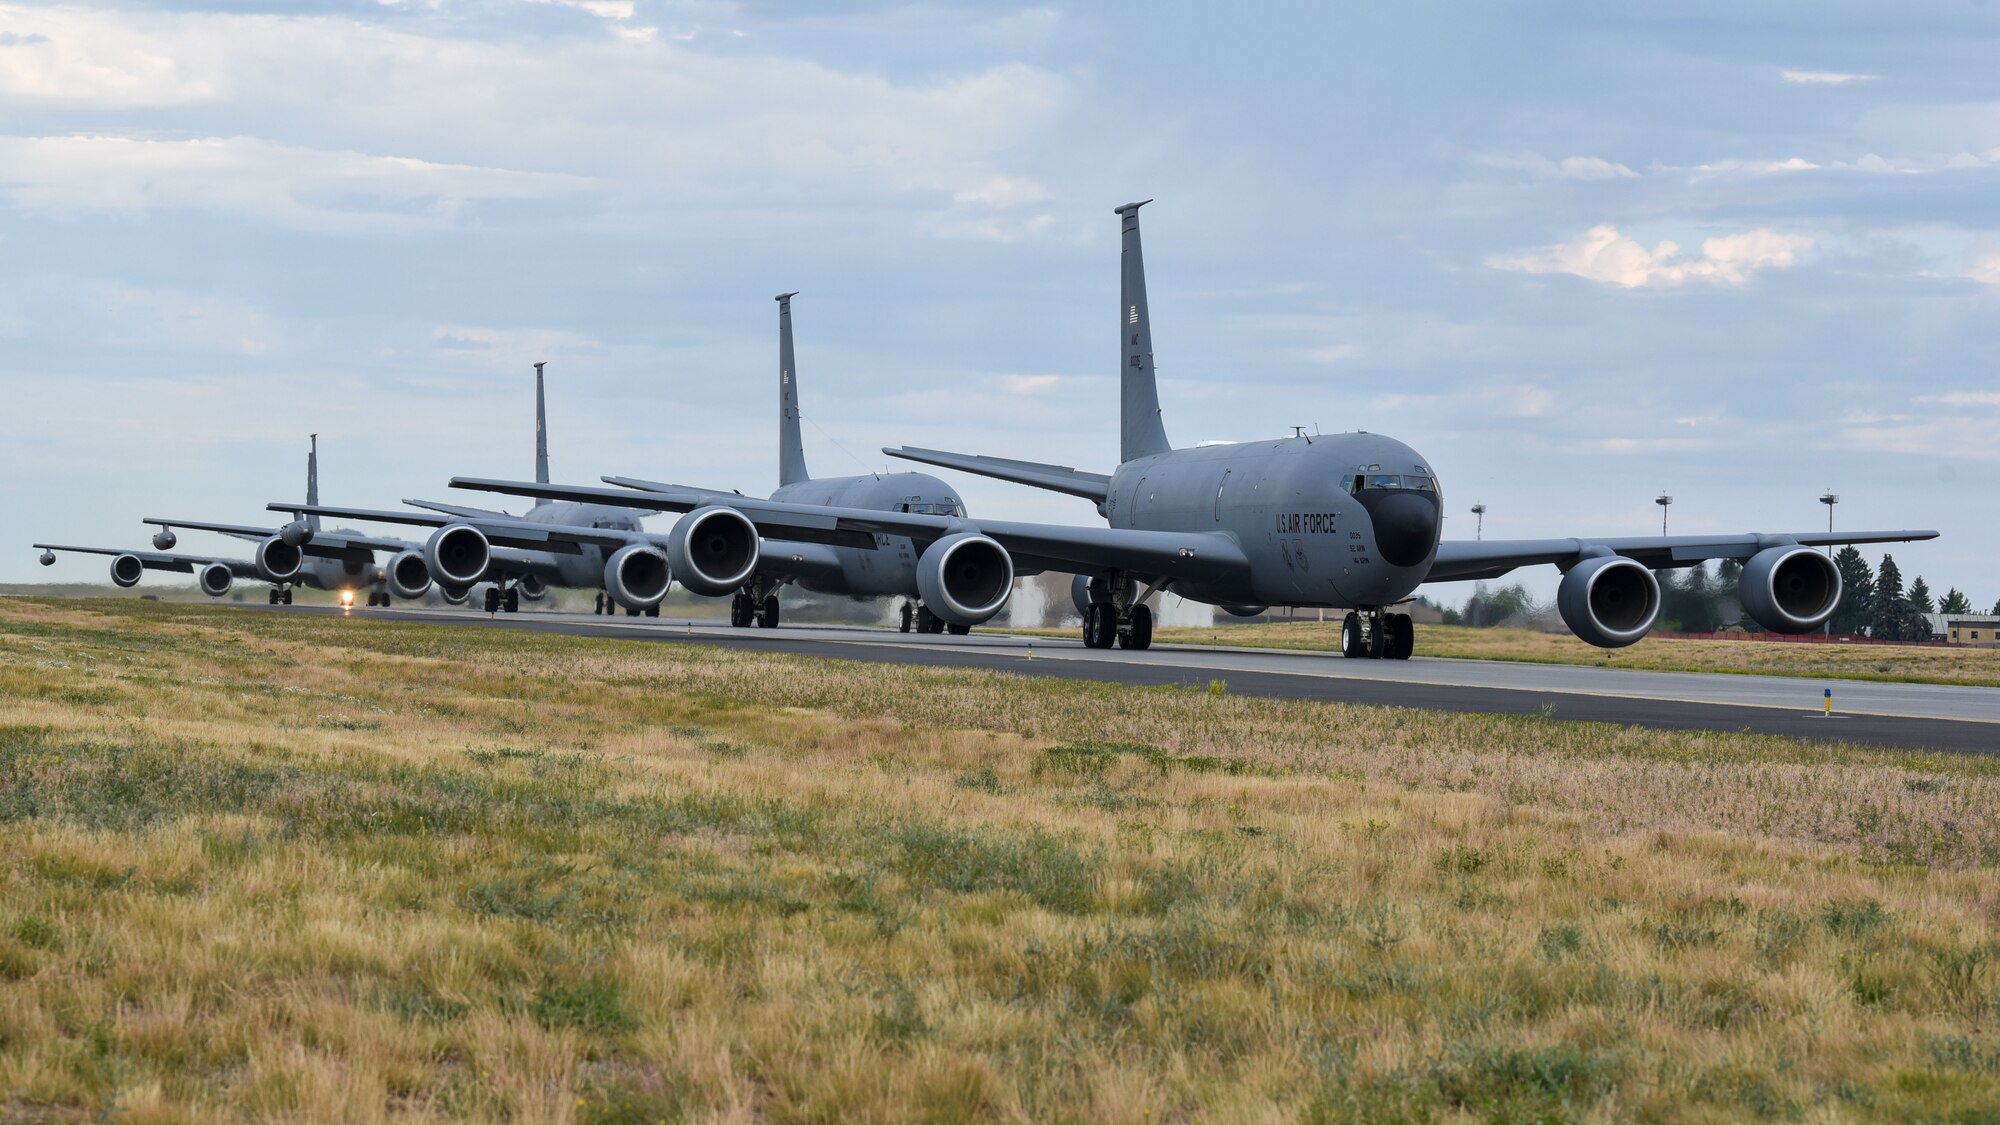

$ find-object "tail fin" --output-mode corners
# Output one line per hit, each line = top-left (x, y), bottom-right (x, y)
(776, 291), (810, 487)
(1117, 200), (1172, 463)
(531, 361), (551, 507)
(305, 434), (323, 532)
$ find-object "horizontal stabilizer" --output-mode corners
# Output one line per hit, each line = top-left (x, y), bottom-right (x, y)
(883, 447), (1111, 503)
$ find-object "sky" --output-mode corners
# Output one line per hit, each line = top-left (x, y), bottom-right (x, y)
(5, 0), (1997, 605)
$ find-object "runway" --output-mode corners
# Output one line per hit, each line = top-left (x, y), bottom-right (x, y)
(265, 605), (2000, 754)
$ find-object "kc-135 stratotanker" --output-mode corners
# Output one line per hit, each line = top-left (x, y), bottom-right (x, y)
(449, 201), (1937, 657)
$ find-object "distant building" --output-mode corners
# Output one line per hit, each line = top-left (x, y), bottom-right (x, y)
(1944, 616), (2000, 646)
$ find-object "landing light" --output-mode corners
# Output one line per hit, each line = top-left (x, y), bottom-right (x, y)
(340, 590), (355, 607)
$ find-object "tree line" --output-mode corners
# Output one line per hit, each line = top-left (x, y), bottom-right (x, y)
(1449, 549), (1982, 641)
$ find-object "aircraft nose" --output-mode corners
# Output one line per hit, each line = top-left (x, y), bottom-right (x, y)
(1367, 489), (1440, 568)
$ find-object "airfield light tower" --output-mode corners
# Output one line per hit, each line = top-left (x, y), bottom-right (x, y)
(1820, 491), (1839, 556)
(1470, 503), (1486, 540)
(1656, 492), (1673, 536)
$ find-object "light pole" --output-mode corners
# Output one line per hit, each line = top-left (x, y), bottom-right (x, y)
(1470, 503), (1486, 541)
(1656, 492), (1673, 536)
(1820, 491), (1839, 557)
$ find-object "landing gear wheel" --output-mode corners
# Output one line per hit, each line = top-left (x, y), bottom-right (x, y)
(759, 596), (780, 629)
(900, 602), (915, 634)
(282, 589), (293, 606)
(1340, 612), (1362, 658)
(729, 593), (749, 628)
(1385, 613), (1415, 661)
(917, 606), (939, 635)
(1119, 604), (1153, 651)
(1365, 615), (1387, 659)
(593, 593), (606, 616)
(947, 622), (970, 636)
(484, 588), (501, 614)
(268, 589), (279, 606)
(504, 588), (520, 614)
(1085, 603), (1118, 649)
(644, 604), (659, 618)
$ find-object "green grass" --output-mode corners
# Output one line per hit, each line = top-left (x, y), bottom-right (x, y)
(1, 598), (1999, 1122)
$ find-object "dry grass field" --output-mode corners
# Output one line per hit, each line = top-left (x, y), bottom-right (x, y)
(4, 598), (2000, 1122)
(1137, 621), (2000, 688)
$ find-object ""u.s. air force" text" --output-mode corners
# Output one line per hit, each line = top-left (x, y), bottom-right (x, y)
(1276, 512), (1339, 534)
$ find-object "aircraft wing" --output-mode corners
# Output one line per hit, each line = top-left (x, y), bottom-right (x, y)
(452, 477), (1253, 585)
(33, 543), (262, 577)
(404, 498), (515, 520)
(151, 514), (416, 557)
(141, 517), (273, 543)
(270, 502), (627, 555)
(1427, 530), (1941, 583)
(600, 476), (751, 505)
(883, 446), (1113, 503)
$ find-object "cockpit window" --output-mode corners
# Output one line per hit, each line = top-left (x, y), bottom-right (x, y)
(1405, 475), (1435, 492)
(1354, 473), (1439, 492)
(906, 499), (963, 516)
(1369, 474), (1401, 490)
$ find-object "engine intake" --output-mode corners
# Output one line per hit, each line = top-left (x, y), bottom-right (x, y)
(425, 524), (491, 587)
(256, 535), (303, 583)
(917, 533), (1014, 627)
(517, 575), (550, 602)
(385, 550), (433, 601)
(604, 544), (672, 610)
(1739, 546), (1841, 633)
(666, 506), (760, 597)
(1557, 554), (1661, 648)
(110, 554), (145, 588)
(198, 562), (233, 598)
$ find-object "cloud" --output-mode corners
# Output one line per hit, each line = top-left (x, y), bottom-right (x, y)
(0, 5), (215, 106)
(1303, 343), (1363, 365)
(1781, 69), (1877, 85)
(1966, 253), (2000, 286)
(1001, 374), (1064, 395)
(1473, 152), (1638, 180)
(951, 174), (1051, 208)
(1487, 224), (1812, 288)
(0, 135), (590, 232)
(1689, 157), (1820, 179)
(1569, 437), (1715, 454)
(1917, 391), (2000, 407)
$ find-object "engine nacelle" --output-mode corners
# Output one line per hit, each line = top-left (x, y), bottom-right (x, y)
(279, 520), (314, 547)
(917, 533), (1014, 627)
(666, 506), (760, 597)
(425, 523), (491, 588)
(439, 584), (471, 606)
(198, 562), (233, 598)
(255, 535), (303, 583)
(1739, 545), (1841, 634)
(1070, 573), (1094, 619)
(385, 550), (433, 601)
(517, 575), (550, 602)
(1557, 554), (1661, 649)
(109, 554), (145, 588)
(152, 528), (177, 551)
(604, 544), (672, 610)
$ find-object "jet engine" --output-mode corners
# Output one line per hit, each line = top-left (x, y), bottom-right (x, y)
(385, 550), (433, 601)
(1557, 554), (1661, 649)
(279, 520), (314, 548)
(109, 554), (145, 588)
(152, 528), (177, 551)
(425, 524), (491, 588)
(198, 562), (233, 598)
(255, 535), (303, 583)
(604, 544), (672, 610)
(1738, 545), (1841, 634)
(1070, 574), (1094, 619)
(666, 506), (760, 597)
(517, 575), (550, 602)
(917, 533), (1014, 628)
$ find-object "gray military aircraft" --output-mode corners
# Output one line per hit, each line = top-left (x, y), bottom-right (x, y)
(449, 201), (1937, 656)
(36, 436), (434, 605)
(285, 295), (981, 631)
(269, 362), (670, 616)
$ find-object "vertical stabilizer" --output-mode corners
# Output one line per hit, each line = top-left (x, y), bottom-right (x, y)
(306, 434), (322, 532)
(776, 291), (810, 486)
(1116, 200), (1172, 463)
(532, 361), (550, 507)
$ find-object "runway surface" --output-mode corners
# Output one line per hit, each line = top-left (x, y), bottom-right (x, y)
(265, 605), (2000, 754)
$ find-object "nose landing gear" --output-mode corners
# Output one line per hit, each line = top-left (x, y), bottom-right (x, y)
(1340, 609), (1414, 660)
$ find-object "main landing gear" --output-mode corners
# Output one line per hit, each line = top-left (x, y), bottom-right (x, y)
(902, 603), (965, 635)
(268, 587), (293, 606)
(365, 591), (390, 607)
(1340, 609), (1414, 660)
(485, 586), (521, 614)
(1079, 574), (1154, 651)
(729, 590), (781, 629)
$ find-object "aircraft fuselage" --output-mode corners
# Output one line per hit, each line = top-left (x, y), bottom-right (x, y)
(770, 470), (965, 599)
